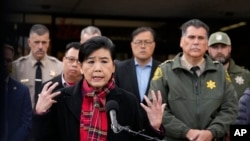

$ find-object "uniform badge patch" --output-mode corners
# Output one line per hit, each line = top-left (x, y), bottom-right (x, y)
(152, 67), (163, 80)
(235, 76), (244, 85)
(50, 70), (56, 77)
(206, 80), (216, 90)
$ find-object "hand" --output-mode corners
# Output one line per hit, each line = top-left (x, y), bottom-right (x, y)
(35, 82), (61, 115)
(140, 90), (166, 130)
(186, 129), (200, 141)
(195, 130), (213, 141)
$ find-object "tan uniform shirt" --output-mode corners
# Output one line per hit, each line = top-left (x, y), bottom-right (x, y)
(11, 53), (63, 108)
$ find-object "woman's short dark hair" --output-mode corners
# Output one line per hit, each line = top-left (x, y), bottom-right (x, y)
(78, 36), (115, 63)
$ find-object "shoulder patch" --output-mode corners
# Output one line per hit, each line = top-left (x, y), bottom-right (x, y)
(152, 67), (163, 81)
(48, 56), (60, 62)
(15, 56), (28, 62)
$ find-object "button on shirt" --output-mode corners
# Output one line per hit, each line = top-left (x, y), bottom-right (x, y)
(135, 59), (152, 101)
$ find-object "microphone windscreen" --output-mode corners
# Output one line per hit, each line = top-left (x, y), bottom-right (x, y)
(105, 100), (119, 112)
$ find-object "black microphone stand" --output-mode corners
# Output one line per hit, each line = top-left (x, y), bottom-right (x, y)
(116, 124), (166, 141)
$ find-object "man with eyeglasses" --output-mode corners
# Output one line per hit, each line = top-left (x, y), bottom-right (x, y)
(42, 42), (82, 89)
(33, 42), (82, 141)
(11, 24), (63, 109)
(115, 26), (161, 103)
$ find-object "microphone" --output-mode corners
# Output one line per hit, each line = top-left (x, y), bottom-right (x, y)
(105, 100), (119, 133)
(105, 100), (166, 141)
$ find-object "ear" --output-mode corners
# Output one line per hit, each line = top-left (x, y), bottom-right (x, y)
(80, 68), (83, 75)
(207, 47), (211, 53)
(130, 42), (134, 48)
(62, 56), (66, 63)
(112, 62), (116, 73)
(205, 42), (208, 51)
(48, 39), (51, 48)
(27, 38), (31, 47)
(228, 45), (232, 53)
(80, 64), (84, 75)
(179, 37), (183, 49)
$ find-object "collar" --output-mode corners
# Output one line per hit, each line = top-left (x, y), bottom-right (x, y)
(228, 59), (242, 73)
(171, 53), (217, 72)
(61, 73), (76, 87)
(61, 73), (68, 87)
(29, 53), (47, 67)
(181, 54), (205, 71)
(134, 58), (153, 67)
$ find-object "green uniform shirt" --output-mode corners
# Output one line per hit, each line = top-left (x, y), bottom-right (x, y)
(149, 53), (238, 141)
(228, 59), (250, 99)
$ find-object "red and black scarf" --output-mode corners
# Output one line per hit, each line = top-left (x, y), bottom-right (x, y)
(80, 77), (115, 141)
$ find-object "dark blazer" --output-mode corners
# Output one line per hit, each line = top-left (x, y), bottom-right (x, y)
(33, 74), (64, 140)
(35, 74), (63, 104)
(41, 74), (64, 92)
(115, 58), (161, 102)
(3, 77), (32, 141)
(235, 88), (250, 125)
(33, 79), (164, 141)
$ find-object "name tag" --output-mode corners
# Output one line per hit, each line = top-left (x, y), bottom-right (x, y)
(21, 79), (29, 83)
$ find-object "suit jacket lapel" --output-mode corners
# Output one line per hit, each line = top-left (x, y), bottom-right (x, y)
(150, 60), (158, 80)
(106, 87), (123, 103)
(55, 75), (64, 89)
(146, 59), (160, 96)
(63, 80), (83, 121)
(128, 59), (141, 101)
(7, 78), (15, 99)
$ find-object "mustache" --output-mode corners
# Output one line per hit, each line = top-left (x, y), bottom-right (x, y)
(36, 49), (45, 53)
(215, 53), (225, 57)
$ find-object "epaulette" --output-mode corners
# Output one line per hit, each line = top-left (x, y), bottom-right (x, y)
(159, 59), (173, 66)
(47, 56), (60, 62)
(16, 56), (28, 62)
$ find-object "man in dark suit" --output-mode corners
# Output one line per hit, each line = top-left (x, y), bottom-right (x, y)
(1, 44), (32, 141)
(33, 42), (83, 141)
(115, 27), (161, 103)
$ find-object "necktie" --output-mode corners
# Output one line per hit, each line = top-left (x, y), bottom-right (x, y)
(35, 61), (42, 101)
(190, 66), (199, 78)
